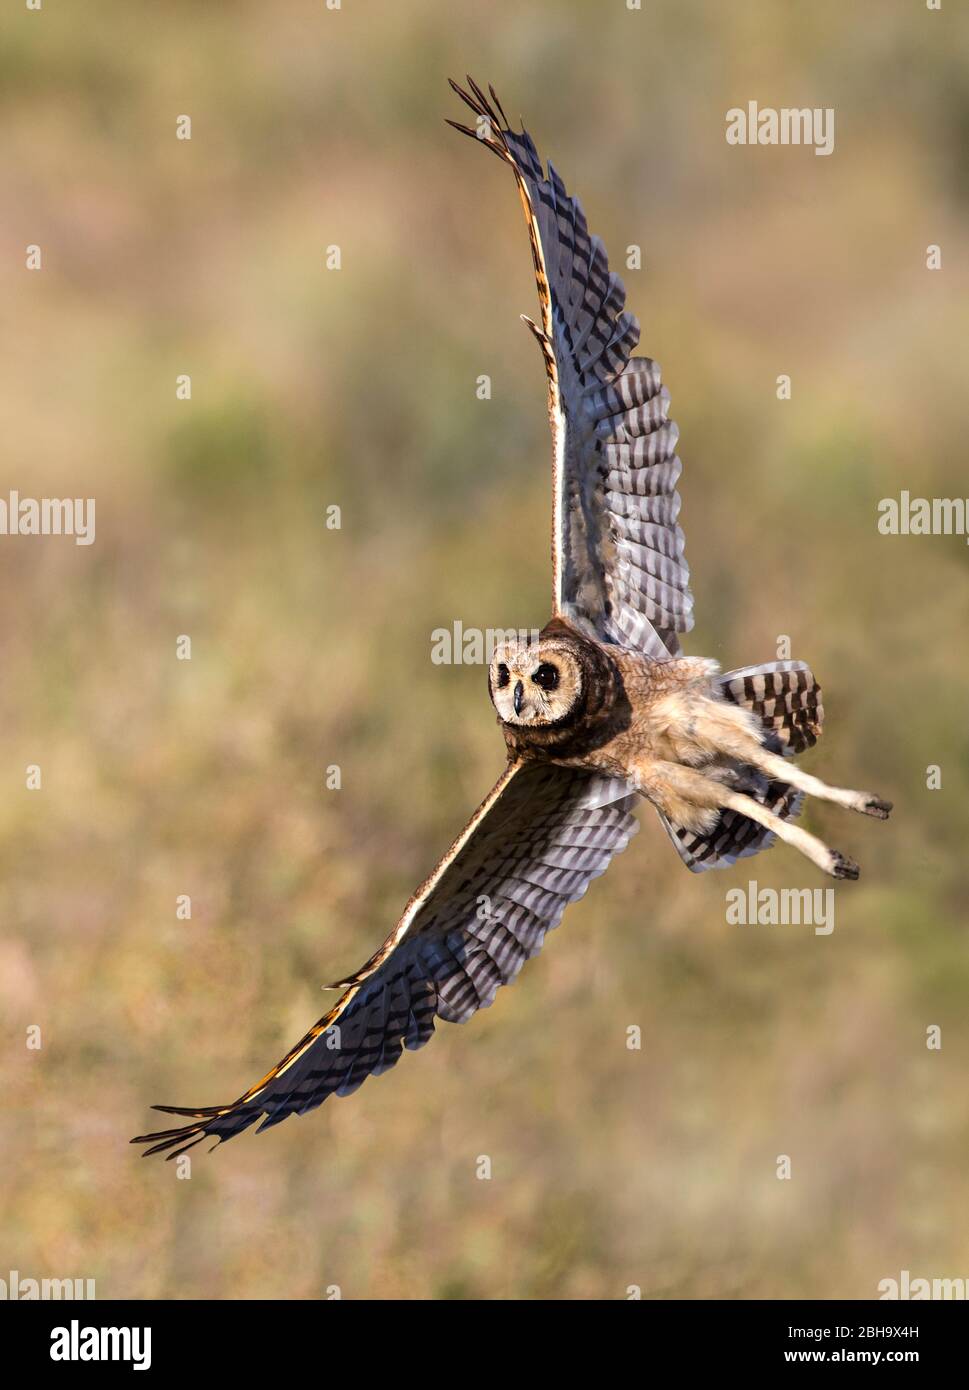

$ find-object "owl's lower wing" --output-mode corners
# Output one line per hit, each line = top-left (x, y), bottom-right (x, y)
(132, 762), (638, 1159)
(448, 78), (693, 658)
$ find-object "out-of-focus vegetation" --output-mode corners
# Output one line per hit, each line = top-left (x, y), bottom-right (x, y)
(2, 0), (968, 1300)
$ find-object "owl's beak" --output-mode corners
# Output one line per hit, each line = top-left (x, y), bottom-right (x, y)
(513, 680), (524, 715)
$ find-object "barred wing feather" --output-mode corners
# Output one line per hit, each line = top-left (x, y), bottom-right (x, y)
(132, 762), (638, 1158)
(448, 77), (693, 657)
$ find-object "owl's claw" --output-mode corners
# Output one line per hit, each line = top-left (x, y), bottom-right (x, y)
(830, 851), (860, 880)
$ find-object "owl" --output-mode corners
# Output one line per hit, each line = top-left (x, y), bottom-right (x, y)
(134, 78), (890, 1159)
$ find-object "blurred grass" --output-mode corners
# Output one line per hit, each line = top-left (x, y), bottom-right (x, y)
(1, 0), (969, 1299)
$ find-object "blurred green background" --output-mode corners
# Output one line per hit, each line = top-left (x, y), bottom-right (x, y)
(2, 0), (968, 1300)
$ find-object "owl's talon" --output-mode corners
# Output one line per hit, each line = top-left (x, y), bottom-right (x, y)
(830, 851), (860, 880)
(861, 796), (892, 820)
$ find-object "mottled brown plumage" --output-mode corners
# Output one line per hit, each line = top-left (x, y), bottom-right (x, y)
(488, 616), (885, 868)
(132, 79), (889, 1161)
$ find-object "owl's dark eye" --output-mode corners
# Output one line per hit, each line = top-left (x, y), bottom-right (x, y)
(496, 663), (510, 689)
(532, 662), (560, 692)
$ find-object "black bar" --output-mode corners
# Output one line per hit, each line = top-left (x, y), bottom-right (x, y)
(2, 1298), (959, 1373)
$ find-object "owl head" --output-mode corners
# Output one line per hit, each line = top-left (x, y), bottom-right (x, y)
(488, 634), (584, 728)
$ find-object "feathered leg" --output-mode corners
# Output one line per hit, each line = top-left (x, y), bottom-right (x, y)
(734, 746), (892, 820)
(717, 788), (858, 879)
(639, 761), (859, 880)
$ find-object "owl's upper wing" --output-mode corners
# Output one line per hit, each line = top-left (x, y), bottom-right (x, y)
(132, 761), (638, 1158)
(448, 78), (693, 658)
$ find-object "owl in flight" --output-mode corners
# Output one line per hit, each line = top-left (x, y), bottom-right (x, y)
(134, 78), (890, 1159)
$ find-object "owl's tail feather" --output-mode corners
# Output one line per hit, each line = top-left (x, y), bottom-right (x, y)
(719, 659), (823, 755)
(660, 659), (821, 872)
(659, 775), (803, 873)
